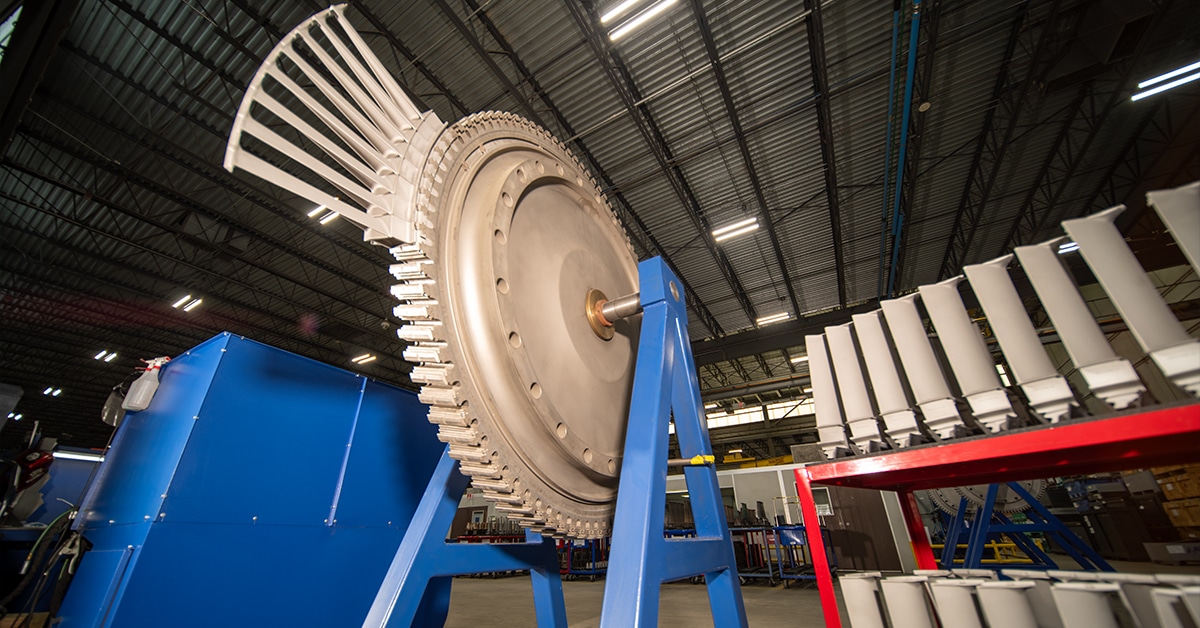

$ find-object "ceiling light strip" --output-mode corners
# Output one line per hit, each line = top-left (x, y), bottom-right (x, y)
(714, 223), (760, 243)
(1138, 60), (1200, 89)
(600, 0), (642, 24)
(609, 0), (678, 42)
(1131, 71), (1200, 101)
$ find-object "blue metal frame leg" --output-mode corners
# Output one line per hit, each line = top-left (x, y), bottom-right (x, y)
(940, 497), (969, 569)
(599, 258), (748, 628)
(364, 448), (567, 627)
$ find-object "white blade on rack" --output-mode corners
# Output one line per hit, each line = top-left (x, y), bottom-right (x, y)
(975, 581), (1040, 628)
(826, 323), (882, 452)
(1147, 181), (1200, 275)
(1062, 206), (1200, 396)
(929, 580), (986, 628)
(223, 4), (446, 244)
(918, 278), (1015, 433)
(807, 334), (850, 460)
(851, 311), (921, 446)
(963, 255), (1075, 422)
(879, 295), (964, 439)
(1013, 239), (1144, 409)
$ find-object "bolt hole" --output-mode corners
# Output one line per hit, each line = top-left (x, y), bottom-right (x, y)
(494, 229), (507, 244)
(530, 382), (542, 399)
(516, 168), (526, 182)
(607, 459), (616, 473)
(496, 278), (509, 294)
(556, 423), (567, 438)
(508, 332), (521, 348)
(583, 449), (593, 464)
(502, 192), (513, 207)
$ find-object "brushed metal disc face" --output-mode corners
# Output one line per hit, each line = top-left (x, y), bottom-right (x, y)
(406, 112), (638, 537)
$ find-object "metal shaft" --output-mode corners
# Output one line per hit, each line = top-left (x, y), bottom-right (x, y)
(600, 292), (641, 324)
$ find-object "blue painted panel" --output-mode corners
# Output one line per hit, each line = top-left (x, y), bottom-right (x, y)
(160, 336), (363, 525)
(30, 457), (100, 524)
(107, 523), (405, 627)
(76, 334), (228, 533)
(56, 547), (136, 628)
(331, 379), (442, 528)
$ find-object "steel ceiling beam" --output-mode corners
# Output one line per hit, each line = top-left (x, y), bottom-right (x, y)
(692, 0), (804, 315)
(937, 1), (1064, 280)
(801, 0), (847, 306)
(454, 0), (724, 337)
(1000, 5), (1164, 254)
(565, 0), (760, 327)
(0, 0), (80, 154)
(691, 301), (878, 367)
(105, 0), (243, 90)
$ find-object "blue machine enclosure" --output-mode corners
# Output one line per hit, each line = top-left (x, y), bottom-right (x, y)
(57, 332), (445, 627)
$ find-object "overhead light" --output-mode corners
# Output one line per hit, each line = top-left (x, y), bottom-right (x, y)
(728, 448), (743, 454)
(756, 312), (790, 326)
(94, 350), (108, 360)
(182, 298), (203, 312)
(703, 402), (717, 409)
(53, 451), (105, 462)
(712, 217), (759, 243)
(609, 0), (678, 42)
(104, 353), (117, 362)
(11, 413), (21, 421)
(1132, 68), (1200, 101)
(42, 387), (53, 395)
(52, 388), (62, 397)
(600, 0), (641, 24)
(94, 350), (118, 362)
(171, 294), (192, 308)
(1138, 60), (1200, 89)
(790, 355), (809, 364)
(351, 353), (376, 364)
(307, 205), (327, 218)
(1057, 241), (1079, 254)
(318, 211), (339, 225)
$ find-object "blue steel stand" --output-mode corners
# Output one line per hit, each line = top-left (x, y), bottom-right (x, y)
(599, 258), (749, 627)
(939, 482), (1113, 572)
(363, 449), (568, 627)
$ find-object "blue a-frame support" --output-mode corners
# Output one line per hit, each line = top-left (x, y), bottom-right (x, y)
(939, 482), (1113, 572)
(599, 258), (748, 627)
(364, 257), (748, 627)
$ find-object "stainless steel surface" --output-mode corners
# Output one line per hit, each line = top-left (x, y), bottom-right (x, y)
(398, 113), (639, 538)
(599, 292), (643, 324)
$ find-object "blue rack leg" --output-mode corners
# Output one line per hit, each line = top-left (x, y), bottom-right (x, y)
(964, 484), (1001, 569)
(1006, 482), (1113, 572)
(940, 497), (969, 569)
(600, 258), (748, 628)
(364, 448), (568, 627)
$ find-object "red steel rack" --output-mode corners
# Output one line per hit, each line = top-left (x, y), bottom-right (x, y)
(793, 402), (1200, 628)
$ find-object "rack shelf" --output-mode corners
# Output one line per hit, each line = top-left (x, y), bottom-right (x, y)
(793, 402), (1200, 628)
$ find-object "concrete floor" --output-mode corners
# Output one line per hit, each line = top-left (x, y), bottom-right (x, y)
(444, 577), (845, 628)
(443, 558), (1200, 627)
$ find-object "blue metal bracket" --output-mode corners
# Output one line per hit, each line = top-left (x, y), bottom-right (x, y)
(363, 449), (568, 627)
(599, 257), (748, 627)
(940, 482), (1113, 572)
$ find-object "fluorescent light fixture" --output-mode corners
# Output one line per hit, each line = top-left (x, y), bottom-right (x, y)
(600, 0), (641, 24)
(351, 353), (376, 364)
(1138, 60), (1200, 89)
(53, 451), (105, 462)
(9, 413), (21, 421)
(94, 350), (108, 360)
(43, 387), (53, 395)
(182, 298), (203, 312)
(5, 412), (11, 418)
(1131, 71), (1200, 101)
(727, 448), (743, 454)
(1057, 241), (1079, 254)
(171, 294), (192, 308)
(104, 352), (117, 362)
(306, 205), (327, 218)
(609, 0), (678, 42)
(712, 217), (759, 244)
(703, 403), (717, 409)
(756, 312), (790, 326)
(319, 211), (339, 225)
(52, 389), (62, 397)
(790, 355), (809, 364)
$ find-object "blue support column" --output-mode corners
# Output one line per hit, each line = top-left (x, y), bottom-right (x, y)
(363, 449), (567, 628)
(939, 497), (970, 569)
(599, 258), (748, 628)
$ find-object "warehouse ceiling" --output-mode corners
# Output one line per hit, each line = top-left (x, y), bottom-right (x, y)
(1, 0), (1198, 448)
